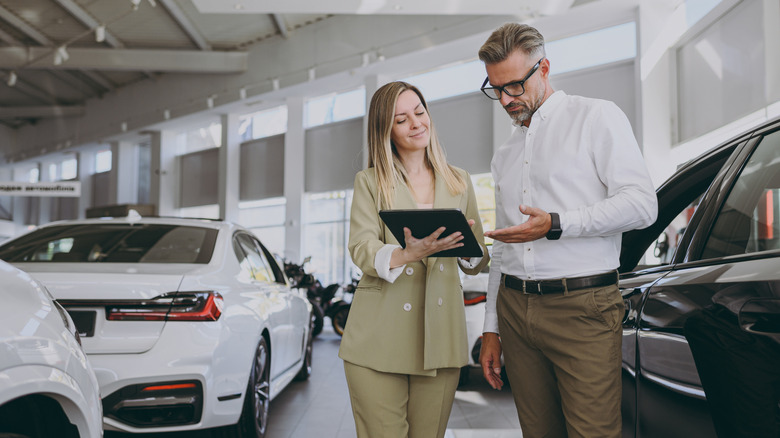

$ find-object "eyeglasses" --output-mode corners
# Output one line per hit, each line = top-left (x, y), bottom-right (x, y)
(480, 58), (544, 100)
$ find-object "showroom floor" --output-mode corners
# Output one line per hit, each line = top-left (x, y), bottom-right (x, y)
(106, 325), (522, 438)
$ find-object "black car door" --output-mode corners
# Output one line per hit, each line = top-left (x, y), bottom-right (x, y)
(632, 120), (780, 438)
(619, 132), (747, 438)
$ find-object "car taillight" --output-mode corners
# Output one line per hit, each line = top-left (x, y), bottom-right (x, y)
(464, 291), (487, 306)
(106, 291), (223, 321)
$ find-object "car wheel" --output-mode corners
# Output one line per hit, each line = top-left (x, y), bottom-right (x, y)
(294, 315), (314, 381)
(214, 337), (270, 438)
(311, 302), (324, 337)
(331, 305), (349, 336)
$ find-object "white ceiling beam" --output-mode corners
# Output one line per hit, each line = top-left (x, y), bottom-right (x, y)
(2, 71), (57, 105)
(0, 27), (22, 46)
(271, 14), (289, 39)
(192, 0), (549, 15)
(0, 4), (52, 46)
(53, 0), (124, 48)
(77, 70), (115, 92)
(0, 106), (85, 119)
(159, 0), (212, 50)
(1, 47), (247, 73)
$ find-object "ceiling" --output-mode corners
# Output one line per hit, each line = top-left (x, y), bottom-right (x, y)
(0, 0), (584, 130)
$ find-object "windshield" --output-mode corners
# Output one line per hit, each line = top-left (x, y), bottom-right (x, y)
(0, 224), (218, 264)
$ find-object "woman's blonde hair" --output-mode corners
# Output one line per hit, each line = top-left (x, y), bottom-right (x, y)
(367, 81), (466, 210)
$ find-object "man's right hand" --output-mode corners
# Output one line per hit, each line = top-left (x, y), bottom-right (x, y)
(479, 332), (504, 390)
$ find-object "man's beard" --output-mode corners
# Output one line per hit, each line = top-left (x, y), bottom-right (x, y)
(505, 90), (543, 126)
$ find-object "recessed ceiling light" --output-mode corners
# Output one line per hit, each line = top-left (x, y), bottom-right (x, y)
(234, 3), (244, 10)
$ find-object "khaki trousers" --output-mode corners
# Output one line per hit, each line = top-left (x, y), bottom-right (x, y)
(497, 282), (623, 438)
(343, 361), (460, 438)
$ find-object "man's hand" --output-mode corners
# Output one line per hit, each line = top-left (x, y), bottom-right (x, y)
(484, 204), (551, 243)
(479, 332), (504, 390)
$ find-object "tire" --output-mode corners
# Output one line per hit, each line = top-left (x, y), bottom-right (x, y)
(214, 337), (270, 438)
(330, 305), (350, 336)
(294, 313), (314, 381)
(311, 302), (324, 337)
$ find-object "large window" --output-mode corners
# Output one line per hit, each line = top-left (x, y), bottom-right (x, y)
(239, 198), (286, 257)
(174, 120), (222, 155)
(302, 190), (354, 286)
(401, 60), (485, 102)
(546, 22), (636, 75)
(239, 106), (288, 142)
(305, 88), (366, 128)
(95, 150), (111, 173)
(677, 0), (764, 142)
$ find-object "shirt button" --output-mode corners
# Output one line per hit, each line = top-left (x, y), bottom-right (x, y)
(527, 248), (531, 251)
(438, 298), (443, 306)
(403, 303), (412, 311)
(439, 264), (444, 272)
(405, 267), (414, 276)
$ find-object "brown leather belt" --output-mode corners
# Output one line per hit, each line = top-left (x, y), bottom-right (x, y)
(502, 271), (618, 295)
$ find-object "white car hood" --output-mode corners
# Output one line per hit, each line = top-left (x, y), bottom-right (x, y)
(12, 263), (198, 354)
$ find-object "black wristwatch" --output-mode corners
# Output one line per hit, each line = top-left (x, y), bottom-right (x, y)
(546, 212), (562, 240)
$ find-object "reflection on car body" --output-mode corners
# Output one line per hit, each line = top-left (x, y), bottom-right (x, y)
(0, 260), (103, 437)
(619, 115), (780, 438)
(0, 217), (313, 437)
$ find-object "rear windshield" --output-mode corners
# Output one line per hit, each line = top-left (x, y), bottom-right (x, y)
(0, 224), (218, 264)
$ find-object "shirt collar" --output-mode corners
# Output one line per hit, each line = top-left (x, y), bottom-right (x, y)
(534, 90), (566, 122)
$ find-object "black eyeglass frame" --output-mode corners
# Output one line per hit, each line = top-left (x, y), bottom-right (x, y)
(480, 57), (545, 100)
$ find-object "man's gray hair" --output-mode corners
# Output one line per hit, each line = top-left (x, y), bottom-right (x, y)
(478, 23), (546, 64)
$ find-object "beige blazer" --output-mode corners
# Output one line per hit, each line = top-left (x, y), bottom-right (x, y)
(339, 166), (490, 376)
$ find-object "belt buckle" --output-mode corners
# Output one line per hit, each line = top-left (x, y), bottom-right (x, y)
(522, 281), (543, 295)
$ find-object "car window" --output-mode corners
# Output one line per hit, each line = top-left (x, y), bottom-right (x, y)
(619, 143), (737, 272)
(0, 224), (217, 263)
(234, 233), (274, 282)
(702, 130), (780, 259)
(255, 239), (286, 284)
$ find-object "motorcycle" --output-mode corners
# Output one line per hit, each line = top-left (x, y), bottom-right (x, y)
(329, 275), (358, 336)
(284, 257), (350, 337)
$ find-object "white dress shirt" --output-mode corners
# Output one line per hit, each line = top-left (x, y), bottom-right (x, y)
(483, 90), (657, 333)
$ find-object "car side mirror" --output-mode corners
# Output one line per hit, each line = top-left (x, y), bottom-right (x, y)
(738, 298), (780, 339)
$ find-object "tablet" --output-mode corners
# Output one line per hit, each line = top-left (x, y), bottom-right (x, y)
(379, 208), (483, 257)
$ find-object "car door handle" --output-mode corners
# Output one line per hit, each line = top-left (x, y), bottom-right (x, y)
(738, 298), (780, 335)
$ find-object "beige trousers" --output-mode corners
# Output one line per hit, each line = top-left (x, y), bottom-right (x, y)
(498, 282), (624, 438)
(343, 361), (460, 438)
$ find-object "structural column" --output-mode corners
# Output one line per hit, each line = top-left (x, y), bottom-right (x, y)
(149, 131), (178, 216)
(218, 113), (240, 223)
(109, 141), (139, 205)
(77, 151), (95, 219)
(284, 97), (305, 263)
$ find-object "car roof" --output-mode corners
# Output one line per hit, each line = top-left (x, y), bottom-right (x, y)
(29, 216), (242, 232)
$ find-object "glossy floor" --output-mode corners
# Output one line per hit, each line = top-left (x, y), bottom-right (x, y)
(105, 325), (522, 438)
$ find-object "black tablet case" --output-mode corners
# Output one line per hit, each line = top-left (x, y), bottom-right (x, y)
(379, 208), (483, 257)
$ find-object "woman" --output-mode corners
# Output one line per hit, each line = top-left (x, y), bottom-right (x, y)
(339, 81), (490, 438)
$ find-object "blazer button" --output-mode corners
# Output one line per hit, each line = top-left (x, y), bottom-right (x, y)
(439, 264), (444, 272)
(405, 267), (414, 276)
(403, 303), (412, 311)
(438, 297), (443, 306)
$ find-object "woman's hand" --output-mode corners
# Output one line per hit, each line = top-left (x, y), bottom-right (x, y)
(390, 226), (464, 267)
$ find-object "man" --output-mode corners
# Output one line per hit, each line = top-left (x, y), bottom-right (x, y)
(477, 23), (657, 438)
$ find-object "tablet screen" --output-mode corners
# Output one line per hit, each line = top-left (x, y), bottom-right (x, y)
(379, 208), (483, 257)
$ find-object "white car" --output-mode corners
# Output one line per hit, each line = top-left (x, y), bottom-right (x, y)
(0, 260), (103, 438)
(0, 216), (313, 436)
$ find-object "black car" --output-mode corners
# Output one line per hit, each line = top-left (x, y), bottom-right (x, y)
(619, 115), (780, 438)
